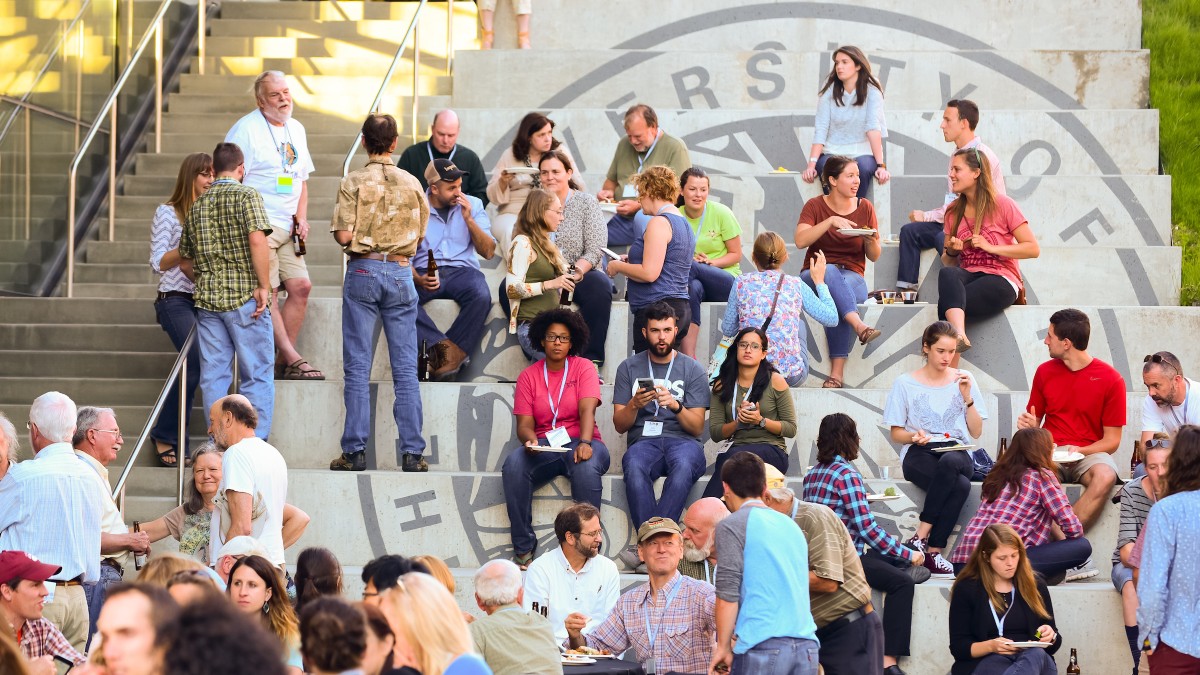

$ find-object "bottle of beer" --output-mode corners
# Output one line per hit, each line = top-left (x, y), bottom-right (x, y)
(427, 250), (439, 284)
(998, 436), (1007, 459)
(291, 215), (307, 256)
(560, 265), (576, 305)
(1066, 648), (1081, 674)
(418, 340), (430, 382)
(541, 603), (549, 618)
(132, 521), (147, 570)
(531, 602), (540, 616)
(1131, 439), (1143, 475)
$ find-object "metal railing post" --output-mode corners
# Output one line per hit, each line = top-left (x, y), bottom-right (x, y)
(197, 0), (206, 76)
(125, 0), (133, 68)
(411, 22), (420, 145)
(74, 20), (83, 150)
(155, 14), (163, 153)
(446, 0), (454, 76)
(177, 355), (187, 504)
(23, 108), (30, 239)
(108, 105), (116, 240)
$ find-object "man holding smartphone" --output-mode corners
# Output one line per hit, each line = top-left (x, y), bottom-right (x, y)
(612, 301), (710, 570)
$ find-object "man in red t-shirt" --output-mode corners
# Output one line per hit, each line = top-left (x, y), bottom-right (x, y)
(1019, 309), (1123, 546)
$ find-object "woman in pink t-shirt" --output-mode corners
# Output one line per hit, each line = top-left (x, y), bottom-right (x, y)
(938, 148), (1040, 355)
(501, 307), (610, 569)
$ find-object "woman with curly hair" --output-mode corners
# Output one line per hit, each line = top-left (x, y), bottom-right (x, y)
(228, 555), (303, 674)
(704, 326), (795, 498)
(501, 307), (610, 569)
(300, 597), (368, 675)
(606, 165), (697, 354)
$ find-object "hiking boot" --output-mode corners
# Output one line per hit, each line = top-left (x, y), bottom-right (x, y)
(431, 340), (469, 381)
(402, 454), (429, 473)
(329, 452), (366, 472)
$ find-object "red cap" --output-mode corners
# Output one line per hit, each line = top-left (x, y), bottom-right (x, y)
(0, 551), (62, 585)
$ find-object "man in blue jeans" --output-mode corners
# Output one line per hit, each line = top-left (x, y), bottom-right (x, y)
(414, 158), (497, 380)
(329, 113), (431, 473)
(612, 302), (710, 570)
(179, 142), (275, 439)
(713, 451), (819, 675)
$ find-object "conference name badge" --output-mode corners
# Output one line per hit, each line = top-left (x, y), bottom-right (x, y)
(276, 175), (294, 194)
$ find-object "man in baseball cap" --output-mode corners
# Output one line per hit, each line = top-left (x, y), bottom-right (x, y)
(0, 550), (86, 667)
(566, 517), (717, 674)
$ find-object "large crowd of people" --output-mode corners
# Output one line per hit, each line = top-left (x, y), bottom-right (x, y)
(1, 41), (1198, 675)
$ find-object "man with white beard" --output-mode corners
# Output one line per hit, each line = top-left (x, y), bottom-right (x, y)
(677, 496), (727, 584)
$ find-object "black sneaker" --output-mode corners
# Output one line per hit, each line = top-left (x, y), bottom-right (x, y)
(330, 452), (366, 472)
(884, 666), (908, 675)
(402, 454), (429, 472)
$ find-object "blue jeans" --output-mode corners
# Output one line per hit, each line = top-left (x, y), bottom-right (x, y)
(621, 436), (706, 529)
(1026, 537), (1092, 579)
(197, 299), (275, 439)
(689, 261), (736, 326)
(341, 259), (425, 459)
(816, 154), (878, 200)
(151, 295), (201, 450)
(501, 437), (611, 553)
(973, 648), (1057, 675)
(606, 211), (651, 247)
(83, 561), (124, 650)
(515, 323), (546, 362)
(415, 265), (491, 354)
(802, 265), (867, 359)
(897, 220), (944, 289)
(733, 636), (820, 675)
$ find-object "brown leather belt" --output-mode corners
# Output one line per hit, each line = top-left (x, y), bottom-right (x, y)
(101, 558), (125, 576)
(816, 602), (874, 640)
(348, 252), (410, 265)
(50, 576), (84, 587)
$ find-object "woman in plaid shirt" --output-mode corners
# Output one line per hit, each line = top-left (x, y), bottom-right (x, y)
(948, 428), (1091, 584)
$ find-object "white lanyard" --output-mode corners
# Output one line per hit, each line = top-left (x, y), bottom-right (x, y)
(790, 498), (799, 520)
(649, 351), (677, 417)
(1170, 381), (1191, 428)
(702, 560), (716, 585)
(644, 579), (682, 650)
(636, 131), (662, 173)
(261, 112), (294, 173)
(988, 591), (1014, 637)
(543, 359), (570, 429)
(427, 142), (457, 163)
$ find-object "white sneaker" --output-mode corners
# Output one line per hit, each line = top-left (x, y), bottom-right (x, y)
(1064, 558), (1099, 582)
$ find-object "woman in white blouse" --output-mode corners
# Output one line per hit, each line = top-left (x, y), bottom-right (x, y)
(148, 153), (213, 467)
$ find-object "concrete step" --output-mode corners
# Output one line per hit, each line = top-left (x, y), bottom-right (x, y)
(522, 0), (1141, 51)
(216, 1), (471, 23)
(200, 35), (455, 64)
(281, 470), (1120, 580)
(166, 92), (451, 116)
(0, 376), (170, 405)
(452, 49), (1150, 110)
(155, 131), (362, 156)
(454, 108), (1160, 179)
(0, 240), (53, 263)
(67, 283), (159, 299)
(156, 111), (379, 137)
(268, 380), (1149, 482)
(291, 299), (1200, 393)
(196, 55), (456, 80)
(0, 297), (159, 323)
(0, 350), (177, 378)
(0, 324), (172, 353)
(83, 238), (346, 266)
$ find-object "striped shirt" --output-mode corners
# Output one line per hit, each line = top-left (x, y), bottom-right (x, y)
(0, 443), (105, 582)
(179, 178), (272, 312)
(18, 617), (85, 666)
(949, 469), (1083, 564)
(149, 203), (195, 294)
(580, 571), (715, 674)
(1113, 476), (1156, 564)
(793, 500), (871, 627)
(802, 456), (915, 561)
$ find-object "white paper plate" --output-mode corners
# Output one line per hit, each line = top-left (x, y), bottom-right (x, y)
(534, 446), (571, 453)
(562, 656), (597, 665)
(771, 169), (800, 174)
(598, 202), (619, 213)
(1053, 451), (1086, 464)
(867, 494), (900, 502)
(505, 166), (540, 175)
(837, 228), (876, 237)
(1007, 641), (1050, 649)
(934, 444), (976, 452)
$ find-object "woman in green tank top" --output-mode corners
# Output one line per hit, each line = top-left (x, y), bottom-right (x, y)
(507, 188), (577, 360)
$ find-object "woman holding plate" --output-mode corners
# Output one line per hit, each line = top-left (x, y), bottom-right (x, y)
(948, 523), (1061, 675)
(884, 320), (986, 579)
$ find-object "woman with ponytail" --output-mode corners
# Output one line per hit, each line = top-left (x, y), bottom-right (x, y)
(293, 547), (344, 614)
(719, 231), (837, 386)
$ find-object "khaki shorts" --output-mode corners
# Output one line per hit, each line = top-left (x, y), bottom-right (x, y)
(1058, 450), (1119, 483)
(267, 225), (309, 289)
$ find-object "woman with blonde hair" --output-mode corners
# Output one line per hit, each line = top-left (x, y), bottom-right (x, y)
(949, 524), (1060, 674)
(380, 573), (491, 675)
(137, 552), (209, 587)
(228, 555), (303, 674)
(148, 151), (213, 467)
(720, 231), (837, 385)
(506, 188), (576, 360)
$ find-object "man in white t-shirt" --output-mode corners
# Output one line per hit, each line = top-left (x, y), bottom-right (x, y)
(1141, 351), (1198, 445)
(206, 395), (289, 567)
(225, 70), (324, 382)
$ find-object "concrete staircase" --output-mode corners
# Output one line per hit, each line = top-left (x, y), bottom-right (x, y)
(0, 0), (1189, 672)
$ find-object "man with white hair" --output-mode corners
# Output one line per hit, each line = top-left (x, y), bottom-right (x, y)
(225, 70), (324, 382)
(0, 391), (105, 653)
(678, 496), (728, 584)
(470, 559), (562, 675)
(0, 411), (18, 480)
(213, 536), (269, 584)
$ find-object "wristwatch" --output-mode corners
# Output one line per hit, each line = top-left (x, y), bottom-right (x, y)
(758, 418), (767, 429)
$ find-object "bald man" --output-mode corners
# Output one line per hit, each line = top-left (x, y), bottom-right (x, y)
(207, 395), (290, 569)
(678, 497), (728, 584)
(397, 109), (489, 204)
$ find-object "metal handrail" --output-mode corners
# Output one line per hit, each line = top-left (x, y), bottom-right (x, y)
(0, 0), (94, 146)
(0, 95), (105, 132)
(66, 0), (175, 298)
(113, 325), (194, 509)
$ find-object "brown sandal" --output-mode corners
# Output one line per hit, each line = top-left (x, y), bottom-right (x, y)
(857, 325), (882, 346)
(282, 359), (325, 380)
(822, 377), (843, 389)
(957, 336), (972, 353)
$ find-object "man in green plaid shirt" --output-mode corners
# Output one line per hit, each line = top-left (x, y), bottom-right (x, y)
(179, 142), (276, 439)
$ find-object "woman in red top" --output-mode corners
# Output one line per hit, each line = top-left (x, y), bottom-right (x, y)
(500, 307), (610, 569)
(939, 148), (1039, 354)
(794, 155), (883, 389)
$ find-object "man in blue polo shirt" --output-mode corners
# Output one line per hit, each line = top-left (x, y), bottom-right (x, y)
(711, 451), (819, 675)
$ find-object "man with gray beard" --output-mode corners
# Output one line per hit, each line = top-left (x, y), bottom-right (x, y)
(678, 496), (727, 584)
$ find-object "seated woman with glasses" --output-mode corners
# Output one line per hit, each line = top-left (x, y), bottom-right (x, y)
(501, 308), (610, 569)
(704, 327), (795, 498)
(506, 188), (579, 360)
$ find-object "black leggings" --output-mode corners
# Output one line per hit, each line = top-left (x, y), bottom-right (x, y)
(937, 267), (1017, 321)
(902, 445), (974, 549)
(860, 550), (913, 657)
